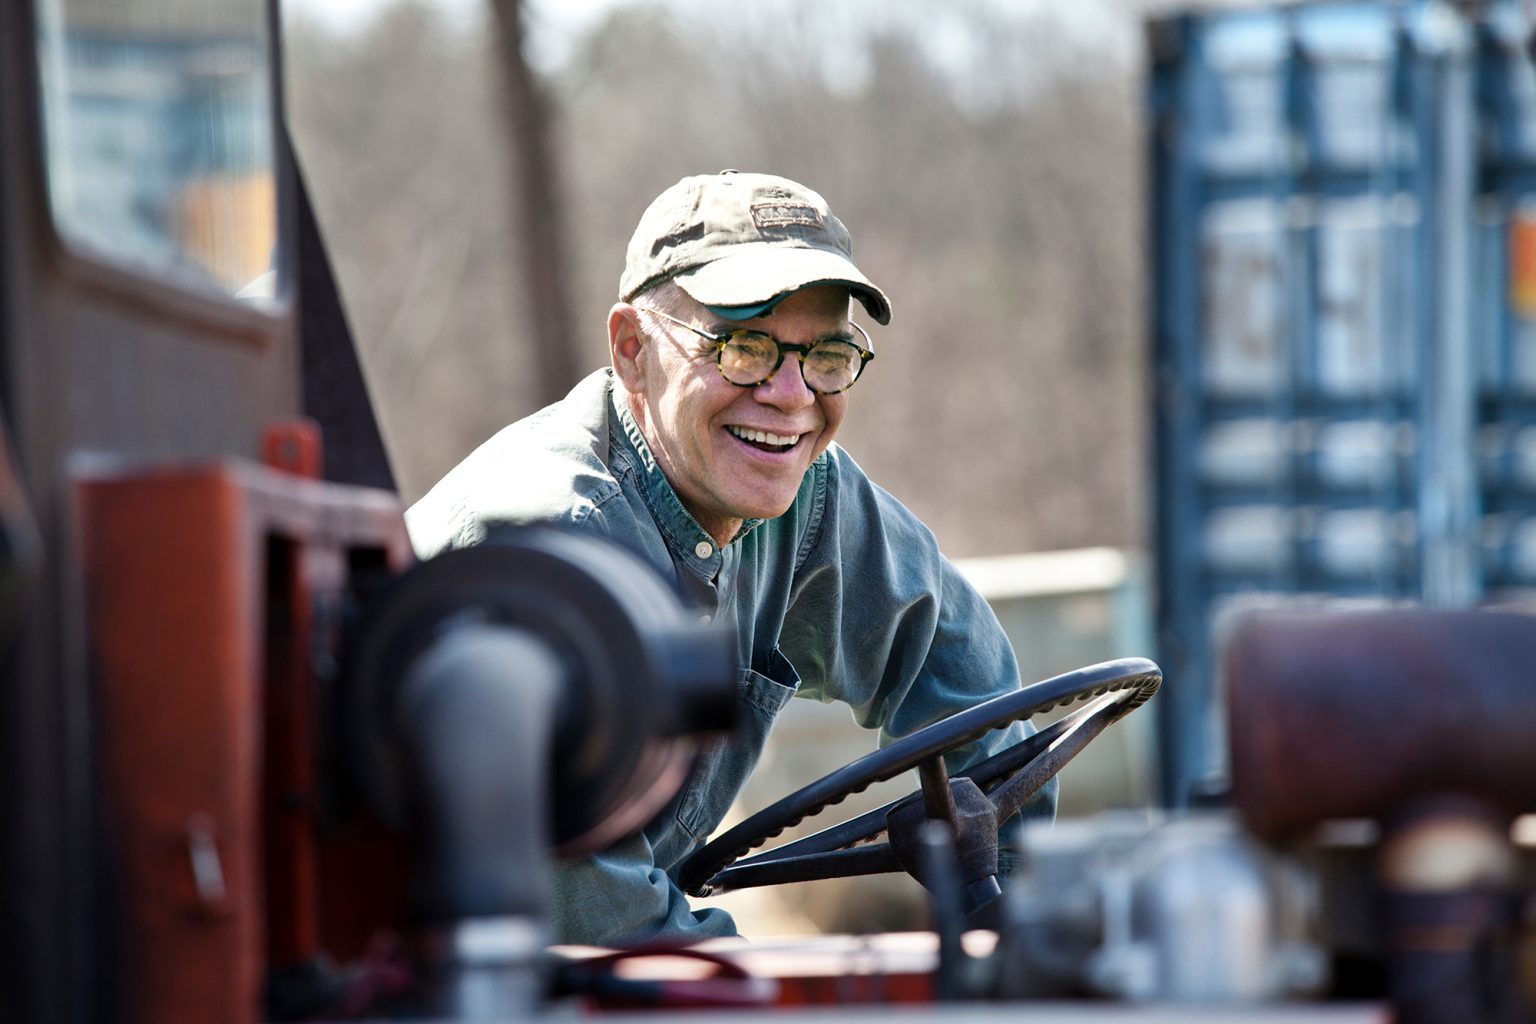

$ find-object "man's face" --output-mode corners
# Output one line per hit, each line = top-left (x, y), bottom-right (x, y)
(620, 285), (853, 545)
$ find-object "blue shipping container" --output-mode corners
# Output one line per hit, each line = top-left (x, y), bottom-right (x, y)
(1149, 0), (1536, 806)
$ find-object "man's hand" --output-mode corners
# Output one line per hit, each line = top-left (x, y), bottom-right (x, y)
(885, 777), (1003, 918)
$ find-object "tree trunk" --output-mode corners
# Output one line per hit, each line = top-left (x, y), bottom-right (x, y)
(488, 0), (580, 407)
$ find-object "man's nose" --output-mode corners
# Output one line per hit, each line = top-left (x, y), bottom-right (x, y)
(753, 354), (816, 410)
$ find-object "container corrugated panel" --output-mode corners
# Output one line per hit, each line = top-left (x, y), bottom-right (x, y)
(1474, 13), (1536, 600)
(1150, 0), (1536, 806)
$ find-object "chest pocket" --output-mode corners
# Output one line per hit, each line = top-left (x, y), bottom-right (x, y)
(675, 647), (800, 841)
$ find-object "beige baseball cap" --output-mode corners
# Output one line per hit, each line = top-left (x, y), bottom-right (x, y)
(619, 170), (892, 325)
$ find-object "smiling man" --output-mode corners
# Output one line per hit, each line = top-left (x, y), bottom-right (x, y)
(406, 171), (1053, 945)
(617, 284), (854, 543)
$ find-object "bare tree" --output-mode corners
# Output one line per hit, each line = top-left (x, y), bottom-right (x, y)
(284, 2), (531, 499)
(488, 0), (581, 406)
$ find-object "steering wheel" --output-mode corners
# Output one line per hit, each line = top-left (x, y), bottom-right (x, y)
(678, 658), (1160, 900)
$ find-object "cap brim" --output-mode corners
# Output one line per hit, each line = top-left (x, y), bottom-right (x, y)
(674, 246), (892, 325)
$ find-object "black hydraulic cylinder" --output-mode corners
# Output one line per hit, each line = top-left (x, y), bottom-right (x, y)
(396, 622), (565, 923)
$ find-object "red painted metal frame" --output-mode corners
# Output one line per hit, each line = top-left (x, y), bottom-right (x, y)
(75, 457), (411, 1024)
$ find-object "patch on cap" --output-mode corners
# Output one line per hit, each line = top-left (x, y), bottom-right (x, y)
(751, 202), (823, 231)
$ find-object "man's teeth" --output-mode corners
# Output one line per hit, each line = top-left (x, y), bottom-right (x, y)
(729, 425), (801, 447)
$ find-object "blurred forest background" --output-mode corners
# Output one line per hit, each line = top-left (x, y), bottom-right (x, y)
(284, 0), (1155, 559)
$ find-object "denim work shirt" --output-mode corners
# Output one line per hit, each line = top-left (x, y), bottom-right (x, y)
(405, 369), (1055, 945)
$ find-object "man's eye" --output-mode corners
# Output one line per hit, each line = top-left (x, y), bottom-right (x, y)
(807, 341), (859, 373)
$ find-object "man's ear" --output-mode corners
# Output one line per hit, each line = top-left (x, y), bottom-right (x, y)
(608, 303), (648, 394)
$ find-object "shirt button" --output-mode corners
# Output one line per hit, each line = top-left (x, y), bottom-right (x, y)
(699, 613), (712, 624)
(695, 541), (713, 559)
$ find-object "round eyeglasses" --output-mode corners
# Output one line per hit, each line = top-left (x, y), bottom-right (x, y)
(639, 306), (875, 395)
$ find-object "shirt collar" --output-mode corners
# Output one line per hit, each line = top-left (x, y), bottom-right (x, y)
(606, 379), (765, 566)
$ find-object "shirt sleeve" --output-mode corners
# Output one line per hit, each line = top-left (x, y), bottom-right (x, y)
(547, 828), (739, 946)
(778, 446), (1057, 824)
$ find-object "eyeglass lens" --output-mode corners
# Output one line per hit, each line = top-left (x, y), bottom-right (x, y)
(720, 333), (863, 392)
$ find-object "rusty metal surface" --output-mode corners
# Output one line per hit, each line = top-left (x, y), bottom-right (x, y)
(587, 1007), (1385, 1023)
(557, 931), (1386, 1018)
(1224, 608), (1536, 840)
